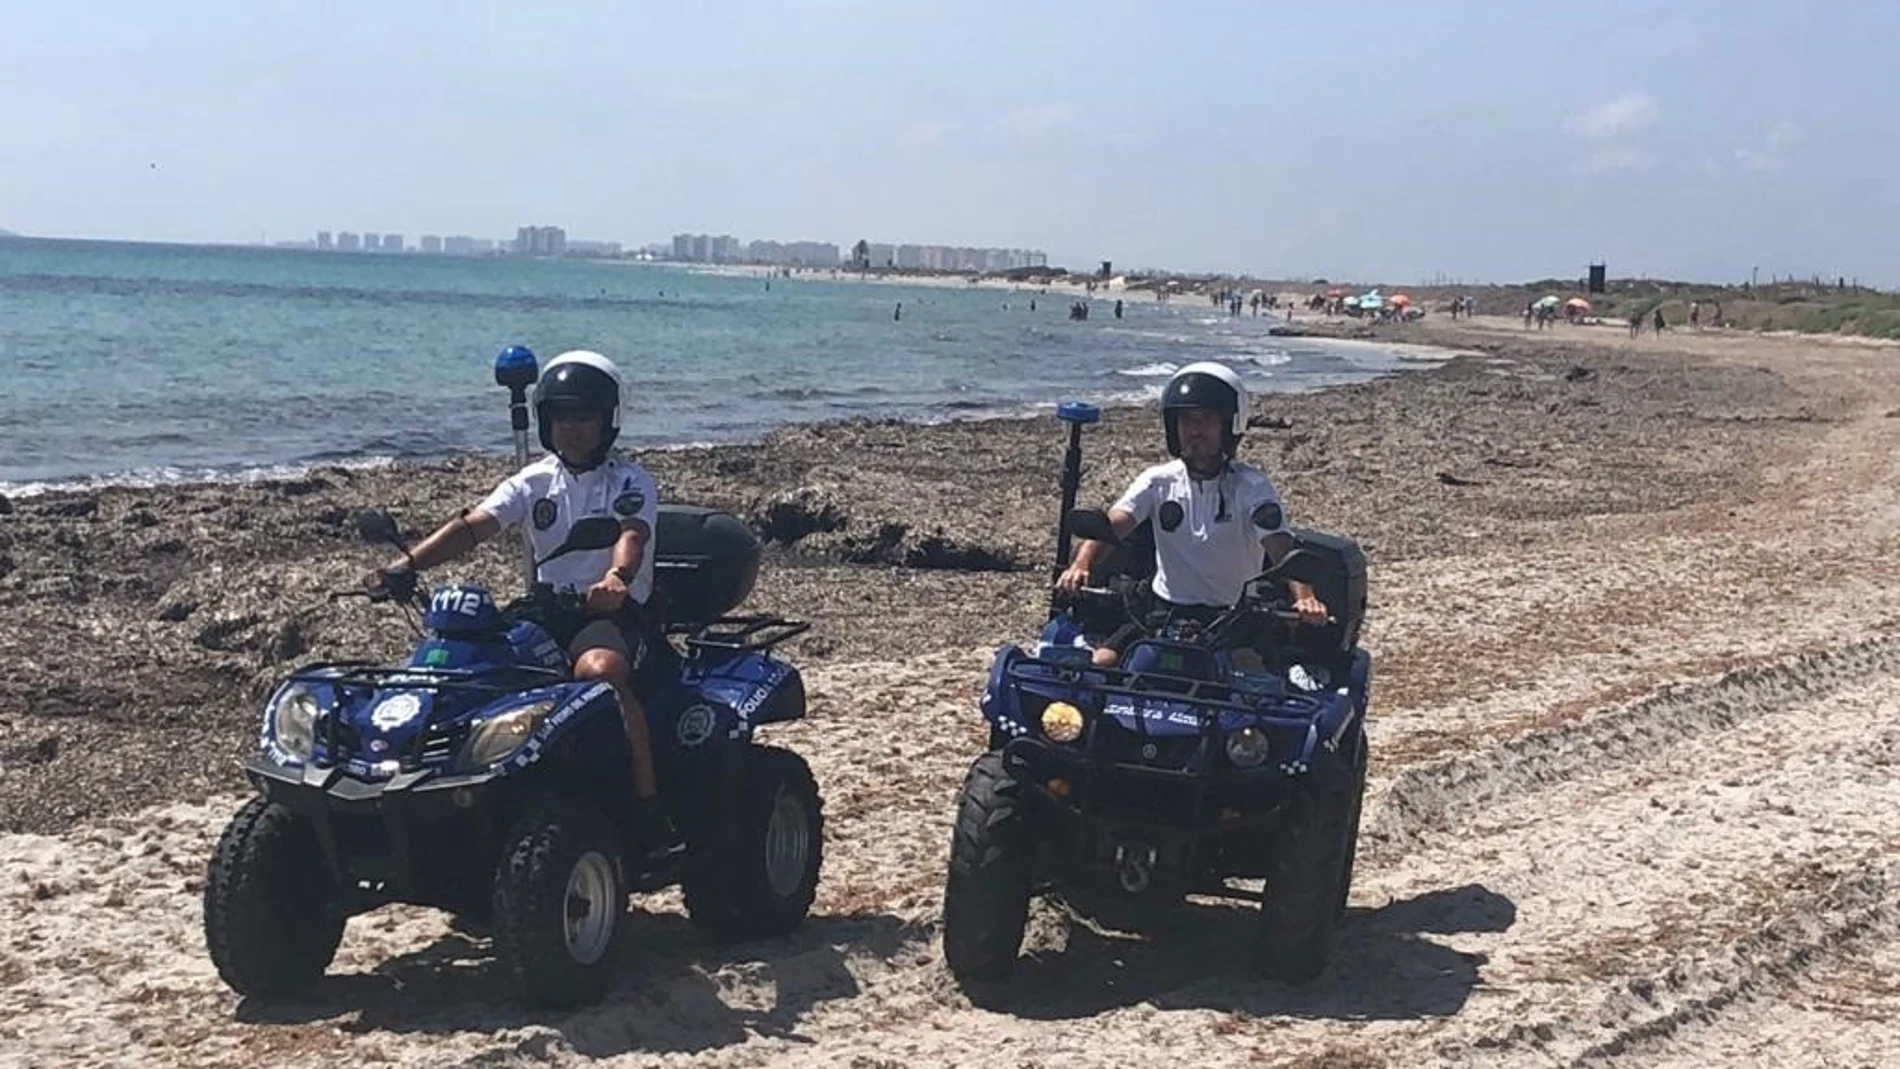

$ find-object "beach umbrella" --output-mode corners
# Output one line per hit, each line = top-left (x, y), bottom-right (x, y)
(1389, 293), (1414, 306)
(1564, 296), (1592, 311)
(1534, 294), (1561, 310)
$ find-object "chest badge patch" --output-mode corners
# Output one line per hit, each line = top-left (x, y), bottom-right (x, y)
(531, 498), (557, 530)
(612, 488), (646, 517)
(1158, 499), (1185, 532)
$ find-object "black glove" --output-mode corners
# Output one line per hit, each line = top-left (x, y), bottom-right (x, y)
(363, 566), (418, 602)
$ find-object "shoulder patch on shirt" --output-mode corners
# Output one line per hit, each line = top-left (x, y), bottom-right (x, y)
(1158, 499), (1185, 532)
(1250, 501), (1284, 530)
(612, 488), (646, 518)
(531, 497), (557, 530)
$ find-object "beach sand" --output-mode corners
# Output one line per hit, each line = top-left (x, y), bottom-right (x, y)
(3, 320), (1898, 1067)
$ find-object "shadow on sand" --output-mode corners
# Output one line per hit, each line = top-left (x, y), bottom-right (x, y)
(235, 907), (923, 1059)
(969, 882), (1516, 1021)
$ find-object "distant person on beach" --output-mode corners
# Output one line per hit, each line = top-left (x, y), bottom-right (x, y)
(1055, 361), (1329, 668)
(359, 350), (681, 861)
(894, 302), (902, 322)
(1114, 298), (1124, 319)
(1653, 308), (1667, 335)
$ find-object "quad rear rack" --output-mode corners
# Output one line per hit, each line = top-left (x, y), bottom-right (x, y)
(675, 614), (811, 653)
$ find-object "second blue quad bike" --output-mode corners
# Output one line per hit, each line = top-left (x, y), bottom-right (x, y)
(202, 347), (824, 1009)
(940, 400), (1372, 987)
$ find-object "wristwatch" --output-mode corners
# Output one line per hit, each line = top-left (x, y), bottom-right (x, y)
(610, 564), (636, 585)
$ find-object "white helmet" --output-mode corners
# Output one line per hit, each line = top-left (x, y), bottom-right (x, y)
(533, 350), (624, 469)
(1161, 361), (1249, 458)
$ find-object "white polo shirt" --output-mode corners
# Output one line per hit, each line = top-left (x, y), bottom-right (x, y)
(477, 453), (658, 599)
(1112, 458), (1289, 608)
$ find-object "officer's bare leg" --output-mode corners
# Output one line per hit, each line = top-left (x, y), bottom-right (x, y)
(573, 648), (657, 797)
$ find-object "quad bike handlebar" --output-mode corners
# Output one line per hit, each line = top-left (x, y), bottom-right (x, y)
(333, 568), (422, 606)
(1052, 580), (1335, 651)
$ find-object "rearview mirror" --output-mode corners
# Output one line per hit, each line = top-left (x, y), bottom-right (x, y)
(355, 508), (401, 546)
(1066, 507), (1119, 545)
(536, 516), (623, 567)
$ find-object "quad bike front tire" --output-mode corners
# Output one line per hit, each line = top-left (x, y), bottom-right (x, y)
(683, 744), (824, 942)
(1254, 725), (1368, 984)
(491, 797), (626, 1009)
(941, 752), (1035, 987)
(203, 796), (346, 998)
(1335, 730), (1369, 921)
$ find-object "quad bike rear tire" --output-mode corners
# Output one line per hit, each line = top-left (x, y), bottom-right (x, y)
(491, 797), (625, 1009)
(1254, 725), (1368, 983)
(683, 744), (824, 942)
(203, 797), (346, 998)
(942, 752), (1035, 986)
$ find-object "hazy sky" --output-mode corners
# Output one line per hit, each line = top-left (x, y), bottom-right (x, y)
(4, 1), (1896, 284)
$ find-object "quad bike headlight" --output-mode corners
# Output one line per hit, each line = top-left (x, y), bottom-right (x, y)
(269, 686), (322, 763)
(1225, 726), (1271, 768)
(1040, 701), (1086, 743)
(463, 699), (558, 767)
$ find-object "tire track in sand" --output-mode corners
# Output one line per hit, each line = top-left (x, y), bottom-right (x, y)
(1451, 863), (1900, 1069)
(1337, 664), (1900, 1068)
(1366, 634), (1900, 859)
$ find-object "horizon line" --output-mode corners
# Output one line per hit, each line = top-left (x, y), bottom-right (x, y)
(0, 230), (1885, 293)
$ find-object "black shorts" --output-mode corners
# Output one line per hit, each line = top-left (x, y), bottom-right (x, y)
(532, 602), (651, 672)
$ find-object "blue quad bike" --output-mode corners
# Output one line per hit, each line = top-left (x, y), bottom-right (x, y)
(940, 401), (1371, 987)
(202, 507), (822, 1009)
(203, 349), (823, 1010)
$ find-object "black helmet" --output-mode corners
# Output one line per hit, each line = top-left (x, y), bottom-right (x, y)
(1160, 361), (1248, 459)
(533, 350), (623, 469)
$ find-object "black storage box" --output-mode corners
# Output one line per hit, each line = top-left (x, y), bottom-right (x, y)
(651, 505), (763, 626)
(1283, 526), (1369, 655)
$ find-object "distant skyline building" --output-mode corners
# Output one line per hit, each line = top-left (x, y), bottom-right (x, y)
(673, 233), (1042, 272)
(304, 223), (1038, 269)
(514, 225), (566, 256)
(866, 241), (1043, 272)
(674, 232), (841, 266)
